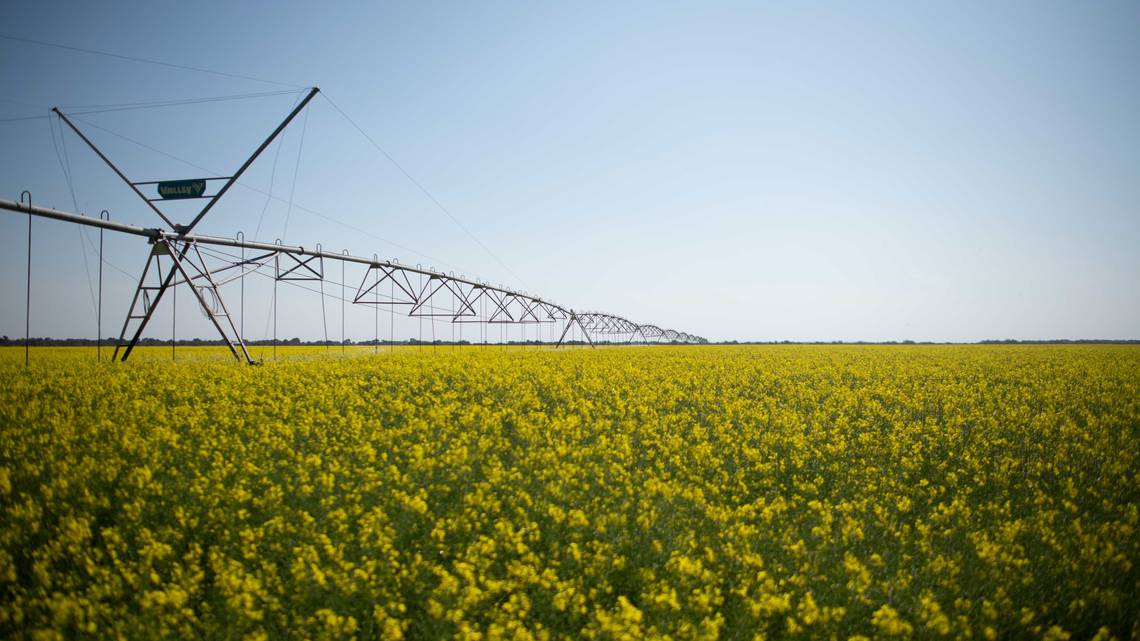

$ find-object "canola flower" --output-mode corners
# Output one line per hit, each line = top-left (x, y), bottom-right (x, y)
(1, 344), (1138, 640)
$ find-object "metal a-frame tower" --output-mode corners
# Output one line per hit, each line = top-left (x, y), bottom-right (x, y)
(52, 87), (319, 363)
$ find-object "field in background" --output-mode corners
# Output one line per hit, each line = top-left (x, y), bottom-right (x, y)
(2, 346), (1138, 640)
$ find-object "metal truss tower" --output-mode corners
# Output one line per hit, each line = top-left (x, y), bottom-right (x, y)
(3, 87), (706, 361)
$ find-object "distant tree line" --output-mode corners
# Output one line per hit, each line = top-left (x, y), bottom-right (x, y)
(0, 336), (595, 347)
(2, 336), (1136, 347)
(706, 339), (1140, 345)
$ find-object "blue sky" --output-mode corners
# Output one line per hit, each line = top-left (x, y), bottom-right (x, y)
(1, 1), (1138, 342)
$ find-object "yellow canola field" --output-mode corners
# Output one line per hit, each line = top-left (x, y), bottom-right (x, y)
(1, 345), (1138, 640)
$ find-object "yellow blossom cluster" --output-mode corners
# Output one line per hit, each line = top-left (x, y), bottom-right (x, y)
(1, 344), (1138, 640)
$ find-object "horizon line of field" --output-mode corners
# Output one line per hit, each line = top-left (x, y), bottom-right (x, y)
(3, 339), (1138, 347)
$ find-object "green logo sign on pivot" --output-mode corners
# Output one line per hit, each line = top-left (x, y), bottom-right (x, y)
(157, 179), (207, 200)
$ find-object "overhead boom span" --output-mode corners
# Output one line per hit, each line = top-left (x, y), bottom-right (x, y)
(1, 197), (707, 357)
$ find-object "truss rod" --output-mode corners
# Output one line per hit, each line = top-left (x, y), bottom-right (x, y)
(0, 197), (708, 344)
(0, 197), (567, 306)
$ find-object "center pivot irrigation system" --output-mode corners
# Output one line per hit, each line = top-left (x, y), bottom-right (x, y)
(2, 86), (706, 364)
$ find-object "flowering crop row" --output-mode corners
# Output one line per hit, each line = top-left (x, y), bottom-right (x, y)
(1, 345), (1138, 640)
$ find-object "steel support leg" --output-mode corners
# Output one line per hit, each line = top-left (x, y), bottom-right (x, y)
(171, 243), (253, 363)
(114, 241), (183, 362)
(114, 239), (253, 363)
